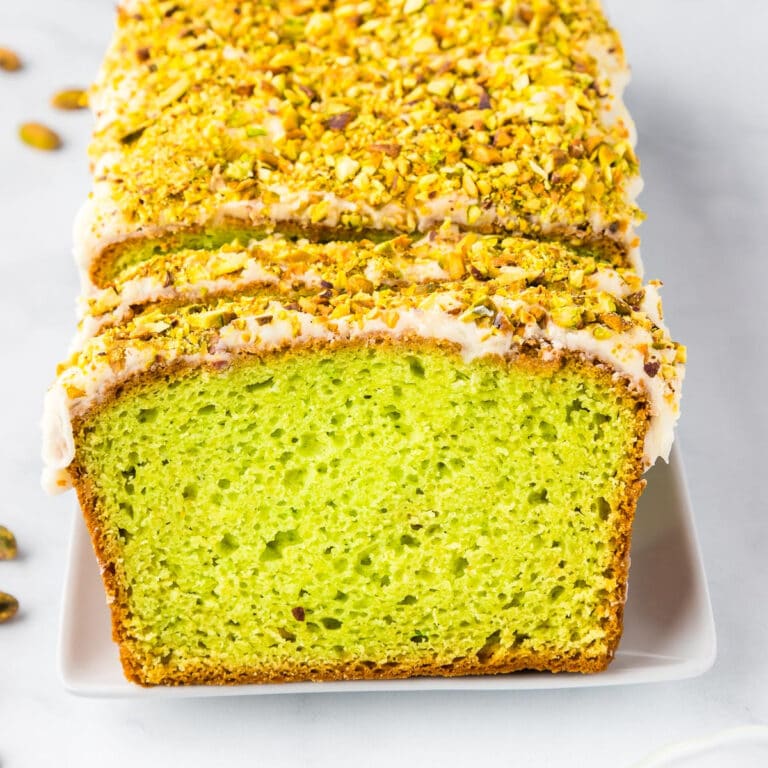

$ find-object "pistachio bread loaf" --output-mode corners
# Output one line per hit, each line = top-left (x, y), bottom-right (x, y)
(44, 0), (684, 686)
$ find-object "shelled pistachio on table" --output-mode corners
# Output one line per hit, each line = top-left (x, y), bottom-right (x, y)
(2, 43), (86, 149)
(0, 46), (22, 71)
(0, 525), (16, 560)
(0, 591), (18, 622)
(51, 88), (88, 110)
(18, 122), (62, 151)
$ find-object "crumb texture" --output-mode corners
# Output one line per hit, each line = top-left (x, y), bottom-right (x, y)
(77, 345), (644, 684)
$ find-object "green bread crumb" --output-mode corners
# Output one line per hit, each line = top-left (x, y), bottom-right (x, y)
(78, 345), (640, 682)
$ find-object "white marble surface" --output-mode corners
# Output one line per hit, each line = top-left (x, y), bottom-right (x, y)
(0, 0), (766, 765)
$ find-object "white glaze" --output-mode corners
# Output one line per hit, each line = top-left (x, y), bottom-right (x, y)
(43, 292), (682, 494)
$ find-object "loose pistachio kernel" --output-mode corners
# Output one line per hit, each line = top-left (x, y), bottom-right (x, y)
(0, 591), (19, 623)
(0, 46), (22, 71)
(51, 88), (88, 110)
(19, 122), (62, 151)
(0, 526), (16, 560)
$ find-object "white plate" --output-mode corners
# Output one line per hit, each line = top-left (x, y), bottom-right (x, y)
(58, 444), (715, 698)
(630, 725), (768, 768)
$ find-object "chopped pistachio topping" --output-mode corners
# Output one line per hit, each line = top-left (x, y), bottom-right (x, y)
(81, 228), (644, 338)
(46, 1), (684, 502)
(86, 0), (641, 269)
(60, 233), (682, 411)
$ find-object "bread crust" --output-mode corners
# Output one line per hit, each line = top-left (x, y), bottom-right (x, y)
(69, 336), (648, 687)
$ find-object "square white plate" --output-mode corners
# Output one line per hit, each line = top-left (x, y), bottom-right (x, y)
(58, 445), (715, 697)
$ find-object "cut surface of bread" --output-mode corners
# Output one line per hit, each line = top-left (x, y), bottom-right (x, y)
(73, 342), (646, 685)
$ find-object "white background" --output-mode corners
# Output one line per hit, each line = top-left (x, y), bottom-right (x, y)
(1, 0), (766, 765)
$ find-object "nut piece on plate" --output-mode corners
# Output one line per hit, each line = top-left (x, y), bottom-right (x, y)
(0, 46), (22, 71)
(0, 591), (19, 623)
(19, 122), (62, 151)
(0, 525), (17, 560)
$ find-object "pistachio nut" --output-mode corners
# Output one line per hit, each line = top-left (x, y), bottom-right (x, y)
(19, 122), (62, 151)
(51, 88), (88, 110)
(0, 47), (22, 71)
(0, 591), (18, 623)
(0, 525), (16, 560)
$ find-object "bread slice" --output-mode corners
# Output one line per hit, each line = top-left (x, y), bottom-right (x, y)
(72, 342), (646, 684)
(45, 233), (683, 685)
(78, 0), (642, 287)
(76, 231), (641, 341)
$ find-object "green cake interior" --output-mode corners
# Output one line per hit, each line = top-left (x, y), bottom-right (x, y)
(76, 343), (644, 684)
(101, 226), (264, 286)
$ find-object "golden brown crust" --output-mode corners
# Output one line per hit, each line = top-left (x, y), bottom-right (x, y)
(119, 647), (613, 687)
(69, 336), (649, 686)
